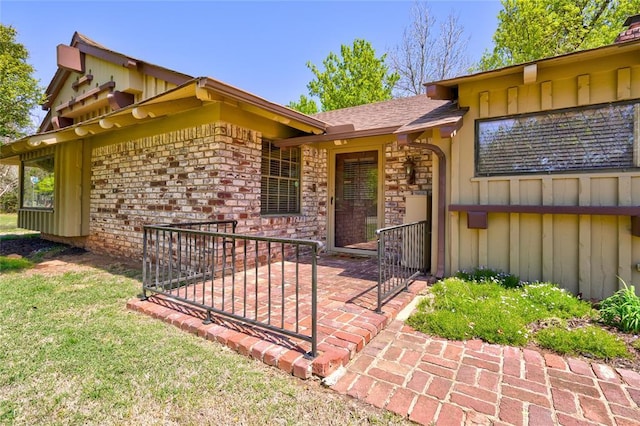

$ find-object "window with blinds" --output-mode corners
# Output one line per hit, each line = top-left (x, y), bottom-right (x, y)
(476, 102), (639, 176)
(260, 140), (300, 214)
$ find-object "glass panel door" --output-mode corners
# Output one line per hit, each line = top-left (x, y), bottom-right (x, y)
(334, 151), (378, 251)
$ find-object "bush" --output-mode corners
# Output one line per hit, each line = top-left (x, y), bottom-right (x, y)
(536, 326), (630, 359)
(0, 191), (18, 213)
(455, 267), (521, 288)
(599, 279), (640, 333)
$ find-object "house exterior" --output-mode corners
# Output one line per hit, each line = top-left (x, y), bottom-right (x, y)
(1, 33), (450, 273)
(3, 21), (640, 299)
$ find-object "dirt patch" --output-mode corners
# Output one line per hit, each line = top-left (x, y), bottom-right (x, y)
(0, 235), (139, 276)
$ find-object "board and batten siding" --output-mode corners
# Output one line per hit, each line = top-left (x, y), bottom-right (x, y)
(449, 51), (640, 299)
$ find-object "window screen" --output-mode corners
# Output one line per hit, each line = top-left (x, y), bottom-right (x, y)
(261, 140), (300, 214)
(476, 102), (638, 176)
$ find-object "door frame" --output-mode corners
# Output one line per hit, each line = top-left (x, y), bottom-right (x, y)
(327, 143), (385, 256)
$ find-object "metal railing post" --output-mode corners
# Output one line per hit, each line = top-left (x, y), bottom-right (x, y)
(310, 243), (318, 358)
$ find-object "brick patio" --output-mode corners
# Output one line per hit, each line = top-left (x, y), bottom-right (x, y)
(333, 320), (640, 425)
(127, 254), (429, 379)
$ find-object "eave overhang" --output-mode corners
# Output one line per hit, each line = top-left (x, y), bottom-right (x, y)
(424, 39), (640, 99)
(274, 102), (467, 148)
(196, 78), (327, 135)
(1, 77), (328, 163)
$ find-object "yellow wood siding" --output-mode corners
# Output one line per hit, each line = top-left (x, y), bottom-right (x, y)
(52, 55), (176, 124)
(451, 48), (640, 298)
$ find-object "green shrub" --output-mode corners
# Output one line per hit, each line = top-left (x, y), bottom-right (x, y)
(455, 267), (521, 288)
(0, 256), (32, 272)
(599, 279), (640, 333)
(536, 326), (631, 359)
(0, 192), (18, 214)
(632, 339), (640, 351)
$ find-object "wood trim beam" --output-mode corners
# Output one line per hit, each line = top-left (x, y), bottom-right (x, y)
(108, 91), (135, 111)
(55, 81), (116, 113)
(449, 204), (640, 215)
(51, 116), (73, 130)
(274, 126), (399, 147)
(425, 84), (454, 100)
(72, 74), (93, 91)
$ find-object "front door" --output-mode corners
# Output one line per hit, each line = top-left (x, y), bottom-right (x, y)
(333, 150), (379, 253)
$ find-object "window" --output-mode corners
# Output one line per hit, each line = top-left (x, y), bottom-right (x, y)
(476, 102), (639, 176)
(261, 140), (300, 214)
(22, 156), (55, 209)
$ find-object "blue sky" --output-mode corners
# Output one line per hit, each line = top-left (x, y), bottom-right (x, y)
(1, 0), (502, 107)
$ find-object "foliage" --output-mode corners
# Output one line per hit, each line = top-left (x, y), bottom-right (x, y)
(389, 1), (470, 96)
(0, 191), (17, 213)
(633, 339), (640, 351)
(0, 256), (32, 272)
(0, 25), (44, 139)
(455, 267), (521, 288)
(536, 326), (631, 359)
(290, 39), (399, 112)
(0, 270), (405, 425)
(599, 279), (640, 333)
(477, 0), (640, 71)
(406, 278), (592, 346)
(286, 94), (319, 115)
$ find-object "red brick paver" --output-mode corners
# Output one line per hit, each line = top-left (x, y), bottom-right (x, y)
(332, 317), (640, 425)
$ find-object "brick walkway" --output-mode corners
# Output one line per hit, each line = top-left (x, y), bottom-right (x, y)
(331, 319), (640, 425)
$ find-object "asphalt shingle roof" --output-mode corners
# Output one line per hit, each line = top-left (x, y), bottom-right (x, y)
(312, 95), (455, 132)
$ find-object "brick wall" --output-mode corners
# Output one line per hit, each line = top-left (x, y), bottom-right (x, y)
(383, 141), (433, 227)
(87, 122), (327, 260)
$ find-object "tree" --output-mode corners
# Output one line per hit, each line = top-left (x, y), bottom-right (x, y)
(287, 94), (318, 115)
(289, 39), (399, 112)
(389, 2), (470, 96)
(0, 25), (44, 212)
(0, 25), (44, 139)
(477, 0), (640, 71)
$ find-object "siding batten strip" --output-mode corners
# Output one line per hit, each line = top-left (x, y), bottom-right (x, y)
(541, 177), (553, 282)
(540, 81), (552, 110)
(507, 87), (518, 115)
(617, 67), (631, 100)
(577, 75), (590, 105)
(509, 179), (520, 274)
(578, 177), (592, 298)
(618, 176), (632, 290)
(478, 179), (489, 267)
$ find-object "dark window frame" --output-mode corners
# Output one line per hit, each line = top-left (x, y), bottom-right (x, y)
(21, 155), (55, 210)
(475, 100), (640, 177)
(260, 140), (301, 215)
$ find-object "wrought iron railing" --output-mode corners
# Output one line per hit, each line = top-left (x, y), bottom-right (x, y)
(376, 220), (429, 313)
(141, 221), (323, 357)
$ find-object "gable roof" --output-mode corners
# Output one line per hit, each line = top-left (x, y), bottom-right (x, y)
(39, 32), (194, 132)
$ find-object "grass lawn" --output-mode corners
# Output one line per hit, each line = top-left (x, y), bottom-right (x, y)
(0, 213), (35, 236)
(0, 265), (406, 425)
